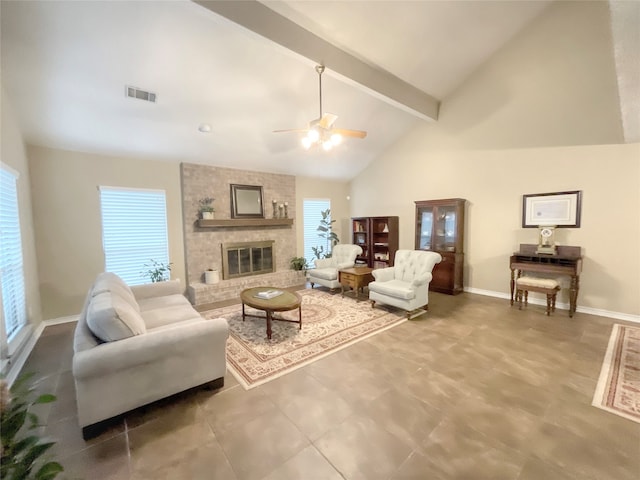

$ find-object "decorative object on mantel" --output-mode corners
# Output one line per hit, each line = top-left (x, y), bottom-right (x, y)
(200, 289), (405, 389)
(271, 200), (289, 219)
(198, 197), (215, 220)
(592, 324), (640, 423)
(204, 269), (220, 285)
(522, 190), (582, 228)
(231, 184), (264, 219)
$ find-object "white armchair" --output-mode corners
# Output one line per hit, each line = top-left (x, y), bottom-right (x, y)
(307, 244), (363, 290)
(368, 250), (442, 318)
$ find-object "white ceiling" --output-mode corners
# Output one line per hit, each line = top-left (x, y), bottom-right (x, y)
(1, 0), (555, 180)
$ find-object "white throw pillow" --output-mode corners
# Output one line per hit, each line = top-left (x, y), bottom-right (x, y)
(91, 272), (140, 312)
(87, 291), (146, 342)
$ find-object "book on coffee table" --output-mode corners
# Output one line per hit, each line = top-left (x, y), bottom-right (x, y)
(255, 290), (283, 299)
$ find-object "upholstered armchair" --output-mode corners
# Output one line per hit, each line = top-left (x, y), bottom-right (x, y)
(368, 250), (442, 318)
(307, 244), (363, 290)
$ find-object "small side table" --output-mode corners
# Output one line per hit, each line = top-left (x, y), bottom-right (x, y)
(339, 267), (374, 301)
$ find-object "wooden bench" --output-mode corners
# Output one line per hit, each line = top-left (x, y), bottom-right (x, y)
(515, 276), (561, 316)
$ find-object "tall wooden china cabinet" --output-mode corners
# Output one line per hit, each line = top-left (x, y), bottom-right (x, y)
(415, 199), (466, 295)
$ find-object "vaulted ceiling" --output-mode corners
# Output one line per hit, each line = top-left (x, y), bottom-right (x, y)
(4, 0), (632, 181)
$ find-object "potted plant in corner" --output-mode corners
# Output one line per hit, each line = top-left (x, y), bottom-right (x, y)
(1, 373), (64, 480)
(141, 259), (172, 282)
(290, 256), (309, 272)
(199, 197), (215, 220)
(312, 209), (339, 260)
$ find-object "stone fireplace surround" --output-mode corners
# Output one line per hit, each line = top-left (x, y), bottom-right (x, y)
(181, 163), (305, 306)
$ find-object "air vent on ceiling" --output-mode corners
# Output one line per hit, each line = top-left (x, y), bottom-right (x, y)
(125, 85), (157, 103)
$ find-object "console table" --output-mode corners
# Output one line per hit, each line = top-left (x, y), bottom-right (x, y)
(509, 244), (582, 317)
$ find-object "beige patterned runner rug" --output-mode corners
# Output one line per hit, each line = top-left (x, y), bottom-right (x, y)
(200, 289), (406, 389)
(592, 324), (640, 423)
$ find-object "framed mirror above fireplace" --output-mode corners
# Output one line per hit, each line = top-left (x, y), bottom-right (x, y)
(231, 184), (264, 218)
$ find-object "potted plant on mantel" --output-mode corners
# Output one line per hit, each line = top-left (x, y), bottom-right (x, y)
(199, 197), (215, 220)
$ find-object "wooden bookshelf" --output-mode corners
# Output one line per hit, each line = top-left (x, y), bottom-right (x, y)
(351, 216), (399, 268)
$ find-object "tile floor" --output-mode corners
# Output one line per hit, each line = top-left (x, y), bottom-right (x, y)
(17, 289), (640, 480)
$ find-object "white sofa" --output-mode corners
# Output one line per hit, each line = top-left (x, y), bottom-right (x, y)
(369, 250), (442, 318)
(307, 244), (363, 290)
(73, 272), (228, 438)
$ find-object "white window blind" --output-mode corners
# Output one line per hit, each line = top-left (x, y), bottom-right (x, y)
(0, 165), (27, 341)
(99, 187), (169, 285)
(303, 198), (331, 266)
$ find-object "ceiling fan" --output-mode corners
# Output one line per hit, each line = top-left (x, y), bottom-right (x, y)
(274, 64), (367, 150)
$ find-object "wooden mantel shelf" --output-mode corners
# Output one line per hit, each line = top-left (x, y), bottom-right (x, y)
(197, 218), (293, 228)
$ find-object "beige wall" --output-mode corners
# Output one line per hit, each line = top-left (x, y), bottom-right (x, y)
(26, 148), (351, 319)
(27, 146), (185, 319)
(0, 88), (43, 348)
(295, 176), (351, 259)
(350, 1), (640, 316)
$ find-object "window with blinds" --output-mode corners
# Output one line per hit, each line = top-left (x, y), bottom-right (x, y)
(303, 199), (331, 267)
(0, 164), (27, 341)
(99, 186), (170, 285)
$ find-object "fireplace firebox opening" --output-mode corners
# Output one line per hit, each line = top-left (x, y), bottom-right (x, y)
(221, 241), (275, 280)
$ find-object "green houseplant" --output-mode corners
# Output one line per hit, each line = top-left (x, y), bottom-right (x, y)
(290, 256), (309, 272)
(312, 209), (339, 260)
(199, 197), (215, 219)
(142, 259), (172, 283)
(1, 373), (64, 480)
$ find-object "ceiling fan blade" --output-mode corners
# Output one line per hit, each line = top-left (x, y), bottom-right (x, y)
(332, 128), (367, 139)
(319, 113), (338, 129)
(273, 128), (308, 133)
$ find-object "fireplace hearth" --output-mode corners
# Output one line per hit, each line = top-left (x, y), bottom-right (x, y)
(222, 241), (275, 280)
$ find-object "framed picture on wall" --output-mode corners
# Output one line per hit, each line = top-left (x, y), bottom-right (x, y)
(522, 190), (582, 228)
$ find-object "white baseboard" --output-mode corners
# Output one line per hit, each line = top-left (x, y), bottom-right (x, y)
(44, 314), (80, 326)
(5, 323), (44, 386)
(4, 314), (80, 386)
(463, 287), (640, 324)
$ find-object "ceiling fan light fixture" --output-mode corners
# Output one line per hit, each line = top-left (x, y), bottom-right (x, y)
(307, 128), (320, 142)
(274, 64), (367, 151)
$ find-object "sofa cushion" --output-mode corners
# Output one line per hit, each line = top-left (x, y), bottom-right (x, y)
(137, 294), (192, 312)
(310, 267), (339, 281)
(87, 291), (146, 342)
(91, 272), (140, 313)
(368, 279), (416, 300)
(141, 305), (203, 330)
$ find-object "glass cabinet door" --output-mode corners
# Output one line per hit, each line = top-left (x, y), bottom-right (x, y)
(438, 206), (457, 251)
(417, 208), (433, 249)
(415, 199), (464, 254)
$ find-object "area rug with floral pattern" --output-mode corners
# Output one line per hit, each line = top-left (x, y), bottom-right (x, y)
(200, 289), (406, 389)
(592, 323), (640, 423)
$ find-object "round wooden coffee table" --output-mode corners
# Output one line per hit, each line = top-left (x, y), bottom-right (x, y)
(240, 287), (302, 339)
